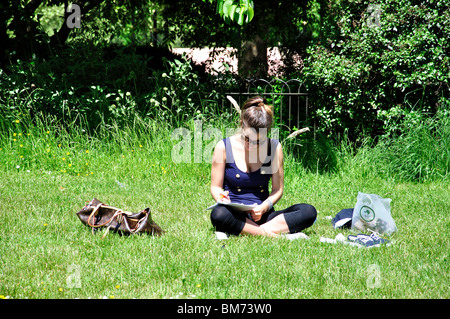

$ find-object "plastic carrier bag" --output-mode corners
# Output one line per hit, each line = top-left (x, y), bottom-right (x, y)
(352, 192), (397, 236)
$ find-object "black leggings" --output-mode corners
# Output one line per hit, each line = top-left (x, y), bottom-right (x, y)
(210, 203), (317, 236)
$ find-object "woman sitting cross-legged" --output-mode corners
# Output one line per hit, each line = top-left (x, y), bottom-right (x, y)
(210, 96), (317, 239)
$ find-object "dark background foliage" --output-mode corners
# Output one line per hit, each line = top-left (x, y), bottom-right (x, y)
(0, 0), (448, 179)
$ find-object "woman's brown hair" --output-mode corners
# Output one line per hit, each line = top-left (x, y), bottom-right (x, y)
(240, 96), (274, 130)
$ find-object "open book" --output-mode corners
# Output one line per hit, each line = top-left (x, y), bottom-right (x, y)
(206, 201), (257, 212)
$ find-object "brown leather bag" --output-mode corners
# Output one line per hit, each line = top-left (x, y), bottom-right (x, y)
(76, 198), (164, 238)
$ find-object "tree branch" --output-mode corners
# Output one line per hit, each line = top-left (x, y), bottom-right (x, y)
(49, 0), (104, 48)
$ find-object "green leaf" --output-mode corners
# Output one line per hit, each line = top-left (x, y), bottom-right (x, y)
(223, 15), (231, 25)
(246, 6), (254, 23)
(217, 0), (224, 17)
(222, 0), (233, 18)
(237, 7), (245, 25)
(229, 4), (238, 21)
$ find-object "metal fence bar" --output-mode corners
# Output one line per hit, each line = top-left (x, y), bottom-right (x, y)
(223, 79), (310, 131)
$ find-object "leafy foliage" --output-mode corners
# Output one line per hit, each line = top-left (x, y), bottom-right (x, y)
(204, 0), (254, 25)
(302, 0), (450, 139)
(0, 43), (228, 132)
(1, 0), (449, 180)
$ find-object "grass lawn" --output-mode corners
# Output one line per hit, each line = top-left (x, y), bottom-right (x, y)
(0, 121), (448, 299)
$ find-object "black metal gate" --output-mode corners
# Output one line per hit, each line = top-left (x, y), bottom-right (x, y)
(221, 78), (312, 132)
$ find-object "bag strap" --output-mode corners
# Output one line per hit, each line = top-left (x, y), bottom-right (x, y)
(87, 204), (131, 228)
(87, 203), (102, 227)
(86, 203), (147, 238)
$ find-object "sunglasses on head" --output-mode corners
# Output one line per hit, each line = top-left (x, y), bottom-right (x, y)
(241, 134), (267, 146)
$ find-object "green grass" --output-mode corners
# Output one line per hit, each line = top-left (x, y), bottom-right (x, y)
(0, 117), (448, 299)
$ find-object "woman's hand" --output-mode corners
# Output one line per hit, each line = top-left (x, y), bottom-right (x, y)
(248, 202), (269, 222)
(218, 190), (231, 203)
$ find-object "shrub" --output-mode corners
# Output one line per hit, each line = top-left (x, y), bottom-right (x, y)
(302, 0), (450, 140)
(0, 43), (149, 131)
(144, 56), (233, 127)
(0, 42), (233, 132)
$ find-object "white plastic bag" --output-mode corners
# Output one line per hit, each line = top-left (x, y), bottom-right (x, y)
(352, 192), (397, 235)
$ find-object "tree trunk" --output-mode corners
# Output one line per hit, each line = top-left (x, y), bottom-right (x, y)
(238, 34), (268, 79)
(237, 8), (269, 79)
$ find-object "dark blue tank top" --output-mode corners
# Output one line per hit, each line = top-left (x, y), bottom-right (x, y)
(223, 137), (279, 205)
